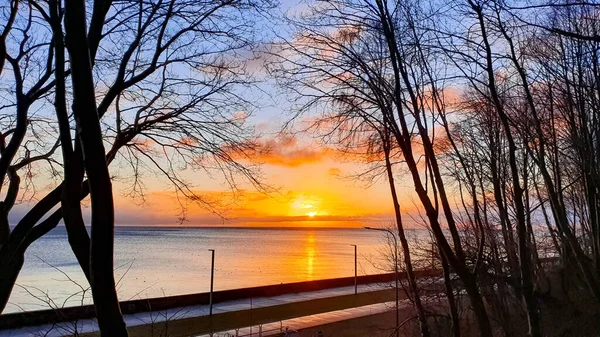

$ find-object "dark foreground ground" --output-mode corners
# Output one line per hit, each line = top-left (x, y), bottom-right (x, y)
(268, 290), (600, 337)
(266, 306), (452, 337)
(268, 310), (397, 337)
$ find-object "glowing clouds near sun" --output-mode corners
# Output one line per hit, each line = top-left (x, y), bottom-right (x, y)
(289, 195), (323, 218)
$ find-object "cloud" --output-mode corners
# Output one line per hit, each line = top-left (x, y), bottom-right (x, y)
(224, 133), (330, 167)
(262, 134), (323, 166)
(256, 147), (326, 167)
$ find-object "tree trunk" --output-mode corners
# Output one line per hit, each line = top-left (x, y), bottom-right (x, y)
(470, 3), (541, 336)
(440, 250), (461, 337)
(64, 0), (127, 335)
(0, 253), (23, 313)
(50, 0), (92, 283)
(383, 131), (431, 337)
(371, 2), (493, 334)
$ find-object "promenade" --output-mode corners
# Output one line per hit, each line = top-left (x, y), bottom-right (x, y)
(0, 269), (448, 337)
(0, 283), (400, 337)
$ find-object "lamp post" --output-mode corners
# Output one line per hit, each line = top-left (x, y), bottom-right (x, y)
(208, 249), (215, 316)
(350, 244), (357, 294)
(365, 226), (399, 337)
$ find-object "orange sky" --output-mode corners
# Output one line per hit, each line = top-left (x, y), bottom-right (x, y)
(102, 38), (466, 229)
(110, 132), (422, 228)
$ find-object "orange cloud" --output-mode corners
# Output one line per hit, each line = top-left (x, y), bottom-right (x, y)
(257, 147), (326, 167)
(223, 134), (330, 167)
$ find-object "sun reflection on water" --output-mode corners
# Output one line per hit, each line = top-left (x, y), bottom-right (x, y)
(305, 233), (316, 280)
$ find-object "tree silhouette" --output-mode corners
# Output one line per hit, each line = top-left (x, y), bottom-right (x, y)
(0, 0), (271, 334)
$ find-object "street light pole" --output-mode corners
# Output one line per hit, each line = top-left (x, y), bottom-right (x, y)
(208, 249), (215, 316)
(350, 244), (357, 295)
(365, 227), (399, 337)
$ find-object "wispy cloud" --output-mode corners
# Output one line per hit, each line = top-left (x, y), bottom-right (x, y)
(223, 133), (331, 167)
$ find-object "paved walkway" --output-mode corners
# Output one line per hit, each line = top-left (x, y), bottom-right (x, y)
(0, 283), (393, 337)
(197, 301), (399, 337)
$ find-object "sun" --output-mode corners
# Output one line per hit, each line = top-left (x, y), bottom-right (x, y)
(290, 196), (324, 218)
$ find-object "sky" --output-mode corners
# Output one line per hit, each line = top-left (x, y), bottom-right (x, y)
(3, 0), (429, 229)
(104, 0), (430, 228)
(106, 124), (421, 228)
(95, 0), (423, 228)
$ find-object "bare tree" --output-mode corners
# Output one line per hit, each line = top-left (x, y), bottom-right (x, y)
(270, 0), (495, 335)
(0, 0), (272, 334)
(274, 0), (600, 335)
(434, 0), (600, 335)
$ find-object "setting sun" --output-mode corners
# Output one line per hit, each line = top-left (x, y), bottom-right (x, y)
(307, 211), (318, 217)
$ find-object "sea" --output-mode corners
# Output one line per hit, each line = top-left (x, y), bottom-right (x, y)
(6, 226), (431, 313)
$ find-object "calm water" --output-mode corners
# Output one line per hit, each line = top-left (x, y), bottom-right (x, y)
(7, 226), (429, 313)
